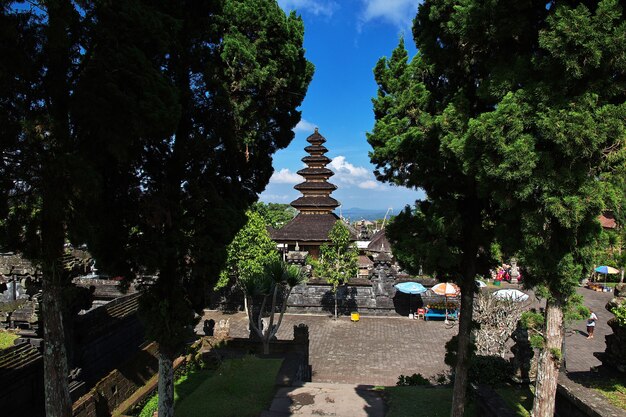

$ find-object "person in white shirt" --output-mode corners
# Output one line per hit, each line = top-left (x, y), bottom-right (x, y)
(587, 309), (598, 339)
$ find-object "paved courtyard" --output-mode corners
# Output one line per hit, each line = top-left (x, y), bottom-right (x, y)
(200, 286), (615, 386)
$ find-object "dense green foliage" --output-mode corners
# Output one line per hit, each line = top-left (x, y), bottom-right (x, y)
(310, 221), (358, 288)
(396, 373), (431, 386)
(309, 221), (358, 319)
(253, 202), (297, 229)
(611, 302), (626, 327)
(370, 0), (626, 414)
(0, 1), (312, 415)
(174, 356), (282, 417)
(217, 209), (279, 290)
(0, 331), (18, 350)
(138, 369), (213, 417)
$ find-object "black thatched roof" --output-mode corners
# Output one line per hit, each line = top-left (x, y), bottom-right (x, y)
(302, 155), (331, 164)
(297, 167), (334, 177)
(367, 229), (391, 253)
(306, 130), (325, 145)
(291, 196), (340, 209)
(304, 145), (328, 154)
(294, 182), (337, 192)
(271, 214), (357, 242)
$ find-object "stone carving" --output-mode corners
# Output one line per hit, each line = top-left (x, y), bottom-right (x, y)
(214, 319), (230, 339)
(509, 258), (520, 284)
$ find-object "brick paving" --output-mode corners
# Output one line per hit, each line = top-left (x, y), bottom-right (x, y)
(200, 311), (459, 386)
(199, 286), (616, 386)
(564, 287), (614, 375)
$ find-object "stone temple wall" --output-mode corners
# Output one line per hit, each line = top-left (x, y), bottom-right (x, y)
(285, 266), (454, 316)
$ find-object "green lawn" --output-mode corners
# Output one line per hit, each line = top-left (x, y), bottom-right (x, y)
(0, 331), (18, 350)
(381, 386), (476, 417)
(138, 369), (215, 417)
(174, 356), (282, 417)
(495, 386), (533, 417)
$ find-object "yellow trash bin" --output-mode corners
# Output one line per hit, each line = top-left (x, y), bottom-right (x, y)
(351, 312), (360, 322)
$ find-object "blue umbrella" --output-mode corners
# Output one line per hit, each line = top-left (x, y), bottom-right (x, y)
(395, 282), (427, 318)
(594, 266), (620, 274)
(395, 282), (428, 294)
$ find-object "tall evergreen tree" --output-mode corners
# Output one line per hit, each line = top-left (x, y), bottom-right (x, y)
(74, 2), (313, 416)
(0, 2), (160, 415)
(370, 1), (626, 416)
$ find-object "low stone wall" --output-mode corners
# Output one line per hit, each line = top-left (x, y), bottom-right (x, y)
(286, 281), (459, 317)
(555, 374), (625, 417)
(72, 342), (160, 417)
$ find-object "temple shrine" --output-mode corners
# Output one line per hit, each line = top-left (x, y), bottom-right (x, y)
(271, 128), (355, 259)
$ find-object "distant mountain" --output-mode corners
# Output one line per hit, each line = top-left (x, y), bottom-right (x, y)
(338, 207), (393, 222)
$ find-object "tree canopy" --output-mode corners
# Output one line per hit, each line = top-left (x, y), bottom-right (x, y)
(370, 1), (626, 416)
(0, 1), (313, 416)
(310, 221), (358, 319)
(218, 209), (279, 289)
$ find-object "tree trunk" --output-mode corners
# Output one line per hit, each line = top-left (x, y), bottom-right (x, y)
(42, 281), (72, 417)
(531, 297), (564, 417)
(334, 291), (338, 320)
(450, 275), (476, 417)
(158, 350), (175, 417)
(263, 339), (270, 355)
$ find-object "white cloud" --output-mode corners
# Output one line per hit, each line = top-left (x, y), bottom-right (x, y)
(294, 119), (317, 133)
(328, 156), (385, 190)
(359, 180), (381, 190)
(270, 168), (302, 184)
(359, 0), (418, 31)
(278, 0), (338, 17)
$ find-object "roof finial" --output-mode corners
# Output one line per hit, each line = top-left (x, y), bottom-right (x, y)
(314, 127), (318, 133)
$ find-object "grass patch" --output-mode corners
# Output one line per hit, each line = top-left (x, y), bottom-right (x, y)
(0, 331), (18, 350)
(174, 356), (282, 417)
(138, 369), (214, 417)
(589, 378), (626, 410)
(496, 386), (533, 417)
(383, 386), (476, 417)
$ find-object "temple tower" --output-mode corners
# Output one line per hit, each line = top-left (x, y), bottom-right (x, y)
(271, 129), (354, 258)
(291, 128), (339, 214)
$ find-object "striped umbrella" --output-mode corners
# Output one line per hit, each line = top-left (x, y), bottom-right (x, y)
(430, 283), (460, 323)
(431, 282), (460, 296)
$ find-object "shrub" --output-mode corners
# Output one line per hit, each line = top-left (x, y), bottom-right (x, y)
(397, 373), (431, 386)
(611, 302), (626, 327)
(469, 355), (513, 386)
(444, 335), (513, 386)
(138, 395), (158, 417)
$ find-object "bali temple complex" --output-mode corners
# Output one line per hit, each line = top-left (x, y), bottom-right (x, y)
(271, 128), (357, 259)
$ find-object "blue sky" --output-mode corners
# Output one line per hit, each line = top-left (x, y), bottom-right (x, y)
(259, 0), (425, 211)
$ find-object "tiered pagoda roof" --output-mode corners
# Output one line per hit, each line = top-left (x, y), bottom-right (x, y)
(290, 128), (339, 213)
(271, 128), (356, 243)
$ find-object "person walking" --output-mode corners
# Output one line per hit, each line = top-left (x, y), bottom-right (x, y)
(587, 309), (598, 339)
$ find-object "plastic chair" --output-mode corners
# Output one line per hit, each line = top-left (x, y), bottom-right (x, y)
(416, 308), (426, 320)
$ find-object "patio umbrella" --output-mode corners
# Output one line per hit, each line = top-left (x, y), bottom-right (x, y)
(594, 266), (620, 274)
(493, 289), (529, 302)
(594, 266), (620, 288)
(431, 283), (460, 323)
(431, 282), (461, 296)
(395, 282), (428, 318)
